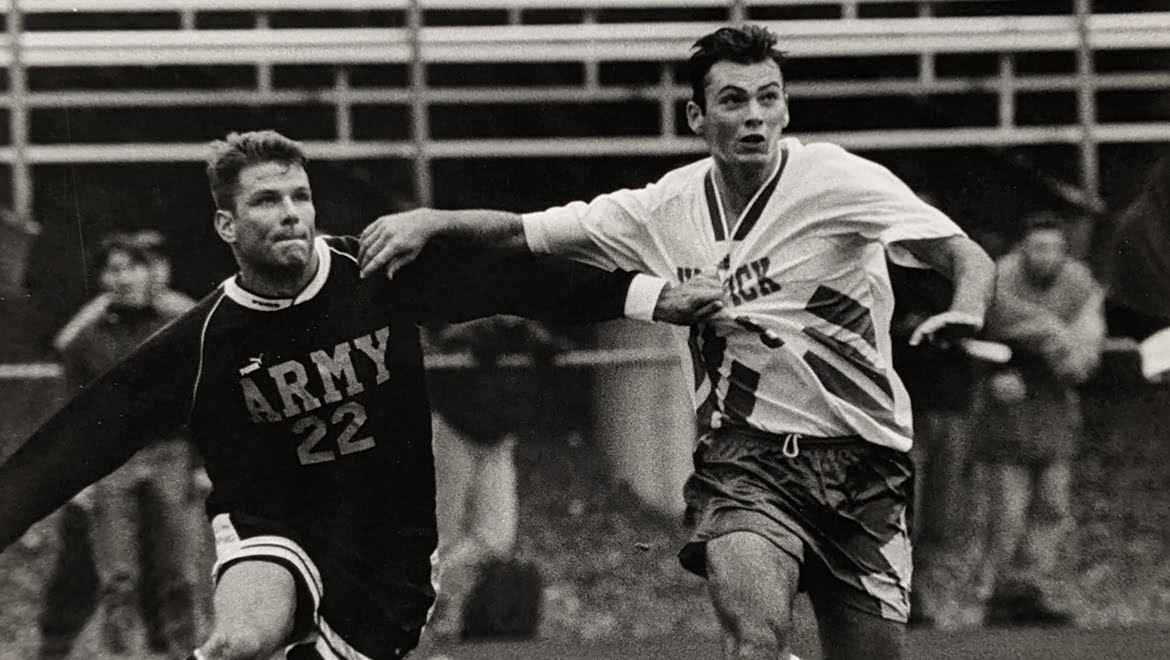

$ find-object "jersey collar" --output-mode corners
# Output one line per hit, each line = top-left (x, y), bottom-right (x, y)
(704, 145), (788, 242)
(223, 236), (331, 311)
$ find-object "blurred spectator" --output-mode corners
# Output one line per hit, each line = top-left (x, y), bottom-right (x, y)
(970, 212), (1105, 625)
(889, 260), (980, 627)
(52, 229), (191, 353)
(38, 231), (205, 658)
(424, 317), (568, 641)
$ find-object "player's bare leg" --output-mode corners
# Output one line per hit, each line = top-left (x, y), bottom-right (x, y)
(193, 560), (297, 660)
(705, 531), (801, 659)
(807, 587), (905, 660)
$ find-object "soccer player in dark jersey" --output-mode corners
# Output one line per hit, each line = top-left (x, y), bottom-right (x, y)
(0, 130), (723, 660)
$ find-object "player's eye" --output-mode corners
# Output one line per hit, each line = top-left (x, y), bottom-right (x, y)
(719, 93), (745, 106)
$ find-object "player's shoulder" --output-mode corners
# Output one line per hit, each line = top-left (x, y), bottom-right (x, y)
(174, 287), (234, 329)
(655, 158), (711, 187)
(791, 138), (878, 174)
(790, 138), (908, 195)
(319, 234), (364, 277)
(321, 234), (360, 260)
(637, 158), (712, 208)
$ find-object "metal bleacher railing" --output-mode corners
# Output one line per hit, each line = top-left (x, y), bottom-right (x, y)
(0, 0), (1168, 218)
(0, 4), (1161, 514)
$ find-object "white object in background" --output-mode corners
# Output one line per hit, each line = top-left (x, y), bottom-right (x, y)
(1139, 326), (1170, 382)
(957, 338), (1013, 364)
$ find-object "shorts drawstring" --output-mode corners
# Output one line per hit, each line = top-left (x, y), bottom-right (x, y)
(782, 433), (800, 458)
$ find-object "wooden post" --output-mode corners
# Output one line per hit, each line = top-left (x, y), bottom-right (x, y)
(408, 0), (432, 207)
(1074, 0), (1102, 210)
(8, 0), (33, 229)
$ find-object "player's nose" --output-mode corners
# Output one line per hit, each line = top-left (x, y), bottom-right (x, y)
(279, 197), (301, 223)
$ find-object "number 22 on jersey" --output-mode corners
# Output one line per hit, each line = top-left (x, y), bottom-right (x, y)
(293, 401), (376, 465)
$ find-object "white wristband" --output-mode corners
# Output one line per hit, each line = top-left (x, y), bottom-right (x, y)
(624, 275), (668, 322)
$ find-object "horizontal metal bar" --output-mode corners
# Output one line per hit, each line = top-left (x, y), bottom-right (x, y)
(6, 68), (1170, 111)
(0, 363), (63, 380)
(0, 123), (1165, 164)
(0, 14), (1163, 66)
(3, 335), (1148, 381)
(0, 0), (1012, 14)
(0, 349), (680, 382)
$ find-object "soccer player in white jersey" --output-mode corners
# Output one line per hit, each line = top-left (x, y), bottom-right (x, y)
(358, 26), (995, 660)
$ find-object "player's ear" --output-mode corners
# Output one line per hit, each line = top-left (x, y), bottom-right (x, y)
(214, 209), (237, 244)
(686, 100), (706, 136)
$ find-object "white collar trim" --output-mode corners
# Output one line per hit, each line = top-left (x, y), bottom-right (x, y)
(709, 153), (785, 239)
(223, 237), (331, 311)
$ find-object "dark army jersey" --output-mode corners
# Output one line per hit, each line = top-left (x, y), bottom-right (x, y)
(0, 235), (639, 659)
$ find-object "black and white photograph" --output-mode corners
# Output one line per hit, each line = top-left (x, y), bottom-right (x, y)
(0, 2), (1168, 659)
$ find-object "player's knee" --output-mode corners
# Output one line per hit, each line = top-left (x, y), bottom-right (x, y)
(724, 615), (789, 658)
(198, 625), (279, 660)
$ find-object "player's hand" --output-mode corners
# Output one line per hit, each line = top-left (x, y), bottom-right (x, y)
(653, 276), (726, 325)
(908, 310), (983, 348)
(358, 209), (441, 279)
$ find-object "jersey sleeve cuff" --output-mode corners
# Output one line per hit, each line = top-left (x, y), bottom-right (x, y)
(521, 213), (551, 254)
(624, 275), (668, 322)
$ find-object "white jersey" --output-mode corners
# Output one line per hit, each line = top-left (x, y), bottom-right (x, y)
(522, 138), (965, 451)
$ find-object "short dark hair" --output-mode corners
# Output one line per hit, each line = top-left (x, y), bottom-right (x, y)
(207, 130), (308, 211)
(96, 231), (153, 270)
(687, 25), (787, 111)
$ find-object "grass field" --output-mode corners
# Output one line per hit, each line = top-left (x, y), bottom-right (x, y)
(3, 378), (1170, 659)
(417, 627), (1170, 660)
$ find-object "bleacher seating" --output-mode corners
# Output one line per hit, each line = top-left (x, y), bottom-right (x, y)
(0, 1), (1165, 206)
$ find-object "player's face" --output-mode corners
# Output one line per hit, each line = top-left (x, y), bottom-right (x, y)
(1021, 228), (1067, 284)
(687, 59), (789, 172)
(100, 249), (153, 308)
(216, 161), (317, 274)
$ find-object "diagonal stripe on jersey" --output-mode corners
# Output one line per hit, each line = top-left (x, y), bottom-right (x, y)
(732, 147), (788, 241)
(687, 325), (707, 390)
(724, 361), (762, 423)
(803, 351), (896, 426)
(704, 173), (726, 241)
(803, 327), (892, 397)
(806, 285), (877, 348)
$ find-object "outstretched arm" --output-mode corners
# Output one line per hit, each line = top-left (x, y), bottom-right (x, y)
(892, 235), (996, 346)
(391, 239), (722, 326)
(0, 325), (195, 550)
(359, 209), (526, 279)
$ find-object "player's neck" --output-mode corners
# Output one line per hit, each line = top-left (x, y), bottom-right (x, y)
(712, 156), (777, 220)
(236, 251), (321, 299)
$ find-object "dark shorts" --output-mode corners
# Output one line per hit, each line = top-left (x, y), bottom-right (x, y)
(211, 512), (436, 660)
(679, 428), (914, 623)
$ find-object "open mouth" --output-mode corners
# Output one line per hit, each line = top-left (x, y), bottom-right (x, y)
(741, 134), (766, 144)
